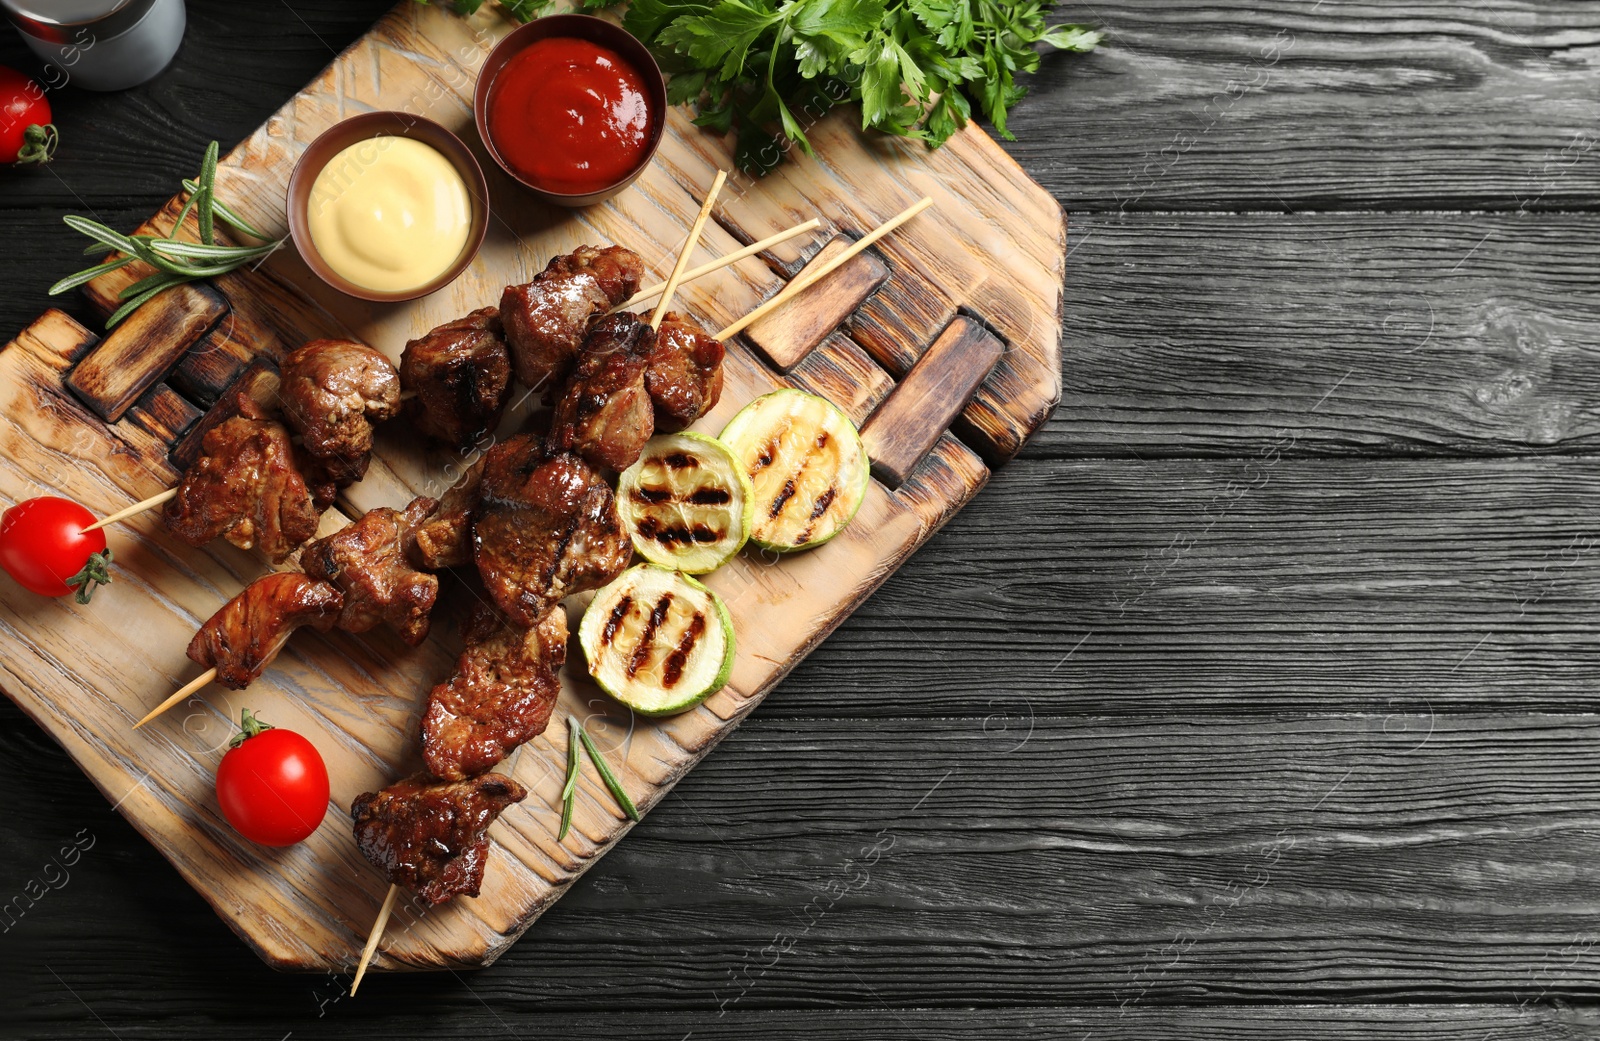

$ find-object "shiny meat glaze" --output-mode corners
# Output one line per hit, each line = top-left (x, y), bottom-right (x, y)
(278, 339), (401, 466)
(409, 457), (486, 572)
(472, 436), (632, 628)
(422, 602), (568, 780)
(646, 311), (726, 432)
(186, 572), (344, 689)
(500, 244), (643, 394)
(351, 773), (527, 905)
(162, 398), (322, 563)
(547, 311), (655, 472)
(399, 307), (513, 449)
(301, 497), (441, 646)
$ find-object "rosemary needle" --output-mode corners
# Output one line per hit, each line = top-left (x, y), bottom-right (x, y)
(578, 723), (641, 823)
(558, 716), (581, 841)
(49, 141), (286, 329)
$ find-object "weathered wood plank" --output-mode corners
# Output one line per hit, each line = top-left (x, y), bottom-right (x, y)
(1003, 1), (1600, 211)
(64, 282), (228, 423)
(743, 234), (890, 371)
(862, 316), (1004, 486)
(9, 710), (1600, 1012)
(127, 383), (203, 446)
(752, 453), (1600, 717)
(1036, 211), (1600, 459)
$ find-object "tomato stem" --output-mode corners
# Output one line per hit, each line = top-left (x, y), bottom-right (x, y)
(66, 547), (113, 604)
(16, 123), (57, 165)
(229, 708), (276, 748)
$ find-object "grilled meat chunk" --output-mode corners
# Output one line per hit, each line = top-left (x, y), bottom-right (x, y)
(352, 773), (527, 905)
(187, 572), (344, 689)
(410, 457), (486, 572)
(400, 307), (513, 449)
(646, 311), (725, 432)
(501, 245), (643, 393)
(301, 497), (440, 646)
(279, 339), (401, 463)
(547, 311), (655, 472)
(422, 603), (567, 780)
(473, 437), (632, 628)
(163, 398), (322, 563)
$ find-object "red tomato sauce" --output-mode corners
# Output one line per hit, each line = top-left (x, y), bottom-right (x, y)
(488, 36), (655, 196)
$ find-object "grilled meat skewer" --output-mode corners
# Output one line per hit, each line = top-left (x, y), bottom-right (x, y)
(501, 245), (643, 394)
(421, 602), (567, 781)
(302, 497), (441, 647)
(188, 572), (345, 690)
(400, 307), (513, 450)
(352, 772), (528, 905)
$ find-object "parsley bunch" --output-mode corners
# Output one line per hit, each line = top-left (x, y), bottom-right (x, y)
(624, 0), (1099, 172)
(415, 0), (551, 21)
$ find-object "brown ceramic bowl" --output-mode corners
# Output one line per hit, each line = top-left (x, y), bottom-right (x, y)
(474, 14), (667, 207)
(286, 112), (490, 303)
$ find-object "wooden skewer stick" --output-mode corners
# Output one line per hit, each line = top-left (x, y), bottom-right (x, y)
(132, 667), (217, 730)
(716, 196), (935, 341)
(612, 217), (823, 314)
(82, 487), (178, 533)
(351, 883), (398, 996)
(648, 169), (727, 331)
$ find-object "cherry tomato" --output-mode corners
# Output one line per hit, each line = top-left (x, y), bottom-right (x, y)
(0, 66), (56, 165)
(0, 496), (113, 603)
(216, 710), (330, 847)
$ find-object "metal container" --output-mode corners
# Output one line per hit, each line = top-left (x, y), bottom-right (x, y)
(1, 0), (185, 91)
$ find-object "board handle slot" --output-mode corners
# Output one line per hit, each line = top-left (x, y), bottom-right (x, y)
(859, 315), (1005, 489)
(743, 233), (891, 372)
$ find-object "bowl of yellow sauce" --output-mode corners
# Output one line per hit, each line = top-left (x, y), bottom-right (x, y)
(287, 112), (489, 303)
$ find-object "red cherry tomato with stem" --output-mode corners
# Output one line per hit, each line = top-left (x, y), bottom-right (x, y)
(0, 66), (57, 165)
(0, 496), (113, 603)
(216, 709), (330, 847)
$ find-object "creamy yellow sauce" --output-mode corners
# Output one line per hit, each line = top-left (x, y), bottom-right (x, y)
(306, 136), (472, 293)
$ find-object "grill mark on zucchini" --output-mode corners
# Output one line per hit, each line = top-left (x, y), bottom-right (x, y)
(768, 478), (797, 519)
(632, 486), (672, 505)
(600, 595), (632, 647)
(663, 612), (707, 688)
(687, 487), (731, 506)
(626, 593), (673, 679)
(663, 452), (695, 470)
(637, 516), (726, 547)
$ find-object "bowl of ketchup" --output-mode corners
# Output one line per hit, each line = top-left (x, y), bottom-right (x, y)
(475, 15), (666, 207)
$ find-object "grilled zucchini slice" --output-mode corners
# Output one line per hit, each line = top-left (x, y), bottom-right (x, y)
(617, 433), (754, 574)
(580, 564), (735, 716)
(719, 389), (870, 552)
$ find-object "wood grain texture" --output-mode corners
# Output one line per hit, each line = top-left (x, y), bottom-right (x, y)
(862, 316), (1004, 486)
(759, 454), (1600, 717)
(1034, 212), (1600, 459)
(744, 235), (890, 371)
(1003, 2), (1600, 212)
(11, 711), (1600, 1023)
(64, 281), (228, 423)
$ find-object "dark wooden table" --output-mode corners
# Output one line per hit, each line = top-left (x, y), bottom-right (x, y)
(4, 1), (1599, 1037)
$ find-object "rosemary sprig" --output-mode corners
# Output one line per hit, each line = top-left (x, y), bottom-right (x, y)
(578, 724), (640, 822)
(557, 716), (642, 841)
(49, 141), (285, 330)
(558, 716), (582, 840)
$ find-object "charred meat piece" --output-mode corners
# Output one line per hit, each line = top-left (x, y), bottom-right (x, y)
(473, 437), (632, 628)
(409, 457), (486, 572)
(547, 311), (655, 472)
(351, 772), (527, 905)
(163, 398), (322, 563)
(302, 497), (440, 646)
(501, 245), (643, 394)
(187, 572), (344, 689)
(646, 311), (726, 432)
(279, 339), (401, 463)
(400, 307), (513, 449)
(422, 603), (567, 780)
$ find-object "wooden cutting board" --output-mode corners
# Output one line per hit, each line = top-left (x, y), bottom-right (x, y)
(0, 2), (1065, 973)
